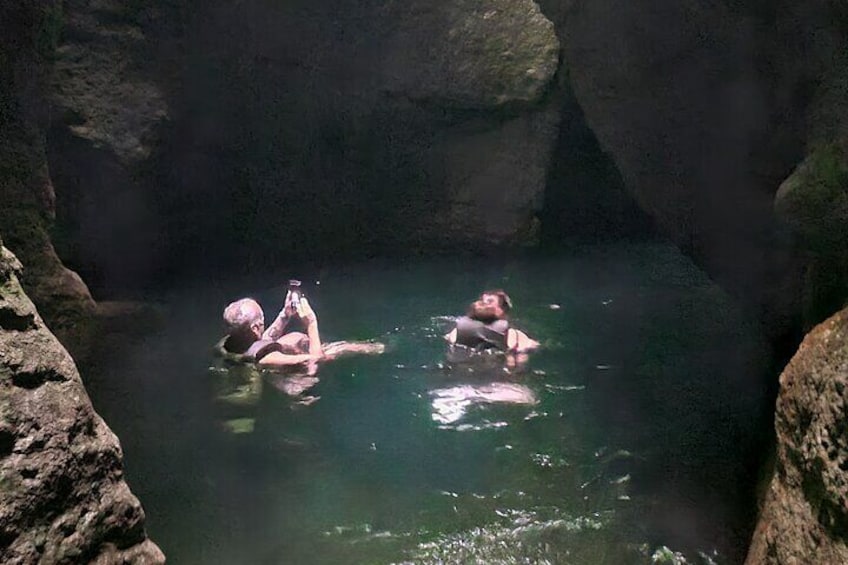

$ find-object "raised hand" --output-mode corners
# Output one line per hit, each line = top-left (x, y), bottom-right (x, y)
(298, 297), (317, 324)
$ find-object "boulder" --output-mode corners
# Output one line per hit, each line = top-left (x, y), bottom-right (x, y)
(0, 241), (163, 564)
(382, 0), (559, 109)
(773, 143), (848, 327)
(557, 0), (816, 337)
(746, 306), (848, 564)
(146, 0), (561, 270)
(775, 143), (848, 254)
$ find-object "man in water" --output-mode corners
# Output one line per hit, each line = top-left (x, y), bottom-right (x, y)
(221, 291), (384, 367)
(220, 293), (323, 366)
(444, 289), (539, 353)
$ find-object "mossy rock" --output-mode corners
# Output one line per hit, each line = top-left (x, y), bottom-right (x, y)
(774, 142), (848, 253)
(444, 0), (559, 106)
(386, 0), (560, 109)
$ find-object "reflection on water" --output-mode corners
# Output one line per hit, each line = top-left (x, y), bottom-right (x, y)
(80, 244), (771, 564)
(430, 383), (537, 426)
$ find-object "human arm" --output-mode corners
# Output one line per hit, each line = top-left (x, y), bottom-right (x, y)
(257, 351), (319, 367)
(444, 328), (457, 344)
(299, 297), (324, 358)
(262, 291), (294, 341)
(507, 328), (539, 353)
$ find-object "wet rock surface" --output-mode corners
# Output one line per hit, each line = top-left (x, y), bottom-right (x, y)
(0, 242), (163, 564)
(747, 307), (848, 564)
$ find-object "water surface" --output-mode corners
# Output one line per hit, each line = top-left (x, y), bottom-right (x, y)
(81, 242), (770, 564)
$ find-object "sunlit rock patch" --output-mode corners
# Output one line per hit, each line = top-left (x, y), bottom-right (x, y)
(747, 306), (848, 564)
(0, 242), (163, 564)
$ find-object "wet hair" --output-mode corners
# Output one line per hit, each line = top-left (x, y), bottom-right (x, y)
(223, 298), (263, 331)
(481, 289), (512, 314)
(467, 289), (513, 322)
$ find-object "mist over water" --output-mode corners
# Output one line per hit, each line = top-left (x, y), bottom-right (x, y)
(80, 242), (770, 564)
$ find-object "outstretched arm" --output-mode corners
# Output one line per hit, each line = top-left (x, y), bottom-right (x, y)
(507, 329), (539, 353)
(444, 328), (458, 344)
(258, 351), (318, 367)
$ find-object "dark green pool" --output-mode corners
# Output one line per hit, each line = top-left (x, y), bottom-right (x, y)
(81, 242), (770, 564)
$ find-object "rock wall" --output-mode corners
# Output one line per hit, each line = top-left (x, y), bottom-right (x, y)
(746, 306), (848, 564)
(0, 241), (163, 563)
(0, 1), (96, 348)
(555, 0), (821, 338)
(146, 0), (561, 275)
(47, 0), (170, 294)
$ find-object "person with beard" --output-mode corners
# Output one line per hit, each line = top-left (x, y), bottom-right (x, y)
(444, 290), (538, 353)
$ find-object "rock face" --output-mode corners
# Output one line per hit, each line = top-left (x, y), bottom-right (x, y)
(0, 1), (97, 349)
(746, 306), (848, 564)
(556, 0), (822, 337)
(147, 0), (560, 274)
(382, 0), (559, 108)
(46, 0), (171, 294)
(51, 0), (169, 164)
(0, 241), (163, 563)
(380, 0), (561, 248)
(774, 143), (848, 327)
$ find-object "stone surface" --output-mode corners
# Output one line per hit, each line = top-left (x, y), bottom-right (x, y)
(382, 0), (559, 108)
(0, 241), (164, 564)
(773, 143), (848, 327)
(421, 103), (561, 247)
(0, 1), (97, 349)
(147, 0), (563, 272)
(775, 143), (848, 254)
(51, 0), (168, 164)
(746, 306), (848, 564)
(557, 0), (820, 338)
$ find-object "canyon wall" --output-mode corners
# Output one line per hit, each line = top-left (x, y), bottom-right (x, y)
(0, 240), (163, 563)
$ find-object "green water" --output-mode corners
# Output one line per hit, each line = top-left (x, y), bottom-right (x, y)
(81, 242), (770, 564)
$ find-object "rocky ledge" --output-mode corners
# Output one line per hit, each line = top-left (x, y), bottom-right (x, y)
(746, 306), (848, 563)
(0, 242), (163, 564)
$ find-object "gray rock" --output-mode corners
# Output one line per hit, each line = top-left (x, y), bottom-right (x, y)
(746, 306), (848, 564)
(382, 0), (559, 108)
(51, 0), (168, 164)
(0, 242), (164, 564)
(559, 0), (814, 337)
(0, 1), (97, 352)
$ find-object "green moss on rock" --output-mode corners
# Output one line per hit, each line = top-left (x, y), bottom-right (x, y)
(774, 143), (848, 253)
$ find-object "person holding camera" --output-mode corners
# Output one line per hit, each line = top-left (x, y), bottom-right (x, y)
(220, 282), (384, 368)
(220, 289), (324, 367)
(443, 289), (539, 353)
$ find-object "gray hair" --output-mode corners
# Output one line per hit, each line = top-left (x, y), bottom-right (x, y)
(223, 298), (263, 330)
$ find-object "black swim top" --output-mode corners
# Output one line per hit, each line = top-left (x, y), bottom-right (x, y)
(454, 316), (509, 351)
(222, 336), (283, 363)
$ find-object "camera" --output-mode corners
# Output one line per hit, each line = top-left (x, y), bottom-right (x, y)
(288, 279), (303, 315)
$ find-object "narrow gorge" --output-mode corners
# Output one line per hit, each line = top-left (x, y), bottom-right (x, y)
(1, 0), (847, 563)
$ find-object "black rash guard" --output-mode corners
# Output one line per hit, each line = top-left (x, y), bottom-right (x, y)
(454, 316), (509, 351)
(223, 336), (283, 362)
